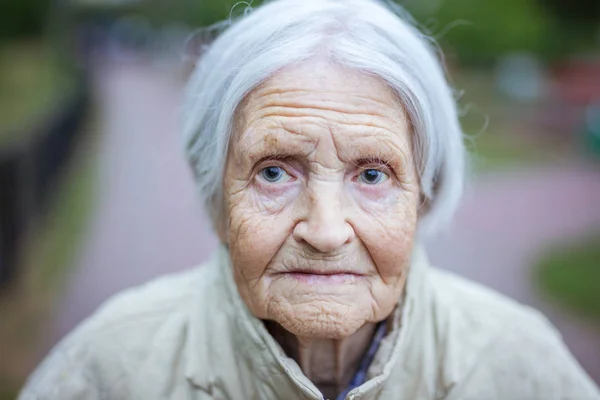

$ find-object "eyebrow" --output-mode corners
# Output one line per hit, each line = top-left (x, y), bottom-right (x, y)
(237, 125), (317, 161)
(244, 145), (314, 165)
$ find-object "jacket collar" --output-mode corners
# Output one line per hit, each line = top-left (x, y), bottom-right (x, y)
(185, 243), (429, 399)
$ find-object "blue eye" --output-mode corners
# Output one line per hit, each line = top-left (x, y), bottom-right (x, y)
(358, 169), (388, 184)
(260, 166), (287, 182)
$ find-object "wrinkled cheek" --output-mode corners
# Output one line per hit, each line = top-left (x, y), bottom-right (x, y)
(226, 195), (296, 283)
(377, 231), (414, 287)
(367, 209), (417, 284)
(229, 215), (275, 280)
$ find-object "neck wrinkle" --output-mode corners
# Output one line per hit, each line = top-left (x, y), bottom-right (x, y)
(265, 321), (377, 399)
(335, 339), (344, 392)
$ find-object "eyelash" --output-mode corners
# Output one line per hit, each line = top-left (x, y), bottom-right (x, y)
(353, 158), (393, 173)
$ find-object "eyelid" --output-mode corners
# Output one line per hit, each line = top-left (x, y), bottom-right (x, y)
(254, 155), (294, 171)
(254, 157), (296, 183)
(256, 157), (293, 172)
(353, 158), (393, 174)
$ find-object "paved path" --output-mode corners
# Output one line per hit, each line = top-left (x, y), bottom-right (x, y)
(47, 60), (600, 384)
(48, 61), (218, 345)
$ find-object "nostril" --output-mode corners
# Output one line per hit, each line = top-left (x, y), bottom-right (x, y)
(292, 220), (354, 254)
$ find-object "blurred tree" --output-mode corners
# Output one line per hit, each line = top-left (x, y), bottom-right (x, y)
(536, 0), (600, 57)
(0, 0), (53, 41)
(68, 0), (592, 65)
(172, 0), (555, 66)
(403, 0), (553, 65)
(66, 0), (251, 37)
(538, 0), (600, 29)
(150, 0), (243, 28)
(162, 0), (555, 66)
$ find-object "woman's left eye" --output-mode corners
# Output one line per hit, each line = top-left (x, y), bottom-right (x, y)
(357, 169), (389, 185)
(259, 166), (291, 183)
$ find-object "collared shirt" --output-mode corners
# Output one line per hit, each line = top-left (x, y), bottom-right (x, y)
(20, 245), (600, 399)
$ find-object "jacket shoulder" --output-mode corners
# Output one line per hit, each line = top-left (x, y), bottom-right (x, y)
(20, 260), (220, 399)
(427, 268), (599, 399)
(428, 267), (544, 328)
(89, 263), (213, 326)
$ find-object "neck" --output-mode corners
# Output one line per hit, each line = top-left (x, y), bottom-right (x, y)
(265, 321), (377, 399)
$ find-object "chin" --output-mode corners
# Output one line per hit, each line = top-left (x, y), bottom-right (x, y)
(271, 301), (368, 339)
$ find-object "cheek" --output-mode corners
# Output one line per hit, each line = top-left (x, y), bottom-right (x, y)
(226, 185), (300, 280)
(350, 186), (419, 280)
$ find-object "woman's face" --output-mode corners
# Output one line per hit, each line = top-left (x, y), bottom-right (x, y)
(222, 61), (420, 339)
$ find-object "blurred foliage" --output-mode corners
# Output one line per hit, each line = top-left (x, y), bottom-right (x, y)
(0, 0), (52, 41)
(454, 69), (571, 170)
(0, 376), (18, 400)
(538, 0), (600, 33)
(0, 378), (19, 398)
(68, 0), (598, 65)
(66, 0), (233, 29)
(0, 42), (75, 146)
(535, 232), (600, 322)
(537, 0), (600, 57)
(0, 0), (84, 145)
(405, 0), (554, 65)
(146, 0), (236, 28)
(33, 128), (97, 288)
(1, 0), (599, 65)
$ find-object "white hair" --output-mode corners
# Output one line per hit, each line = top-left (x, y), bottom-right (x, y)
(183, 0), (466, 236)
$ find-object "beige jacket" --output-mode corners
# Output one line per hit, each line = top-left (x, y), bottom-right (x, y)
(20, 245), (600, 400)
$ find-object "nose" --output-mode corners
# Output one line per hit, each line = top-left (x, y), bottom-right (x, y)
(292, 190), (355, 253)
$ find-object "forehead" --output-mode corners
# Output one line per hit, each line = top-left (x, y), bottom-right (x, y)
(233, 61), (411, 161)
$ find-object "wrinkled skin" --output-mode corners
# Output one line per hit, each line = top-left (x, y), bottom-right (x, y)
(222, 60), (420, 340)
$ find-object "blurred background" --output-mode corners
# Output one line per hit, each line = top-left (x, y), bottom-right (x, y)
(1, 0), (599, 397)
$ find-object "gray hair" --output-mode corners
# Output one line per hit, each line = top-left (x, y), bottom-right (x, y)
(183, 0), (466, 236)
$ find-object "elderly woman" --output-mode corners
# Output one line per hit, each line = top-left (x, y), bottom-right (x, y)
(20, 0), (600, 399)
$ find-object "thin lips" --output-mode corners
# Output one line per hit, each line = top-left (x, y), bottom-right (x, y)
(283, 268), (364, 276)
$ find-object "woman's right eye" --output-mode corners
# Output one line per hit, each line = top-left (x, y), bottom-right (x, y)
(259, 166), (290, 183)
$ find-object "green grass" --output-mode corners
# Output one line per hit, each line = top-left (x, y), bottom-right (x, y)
(535, 232), (600, 322)
(0, 41), (75, 147)
(34, 134), (97, 287)
(0, 375), (19, 400)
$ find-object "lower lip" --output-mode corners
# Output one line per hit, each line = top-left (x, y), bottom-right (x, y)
(283, 273), (361, 284)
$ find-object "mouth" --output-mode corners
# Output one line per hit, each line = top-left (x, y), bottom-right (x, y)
(275, 269), (365, 284)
